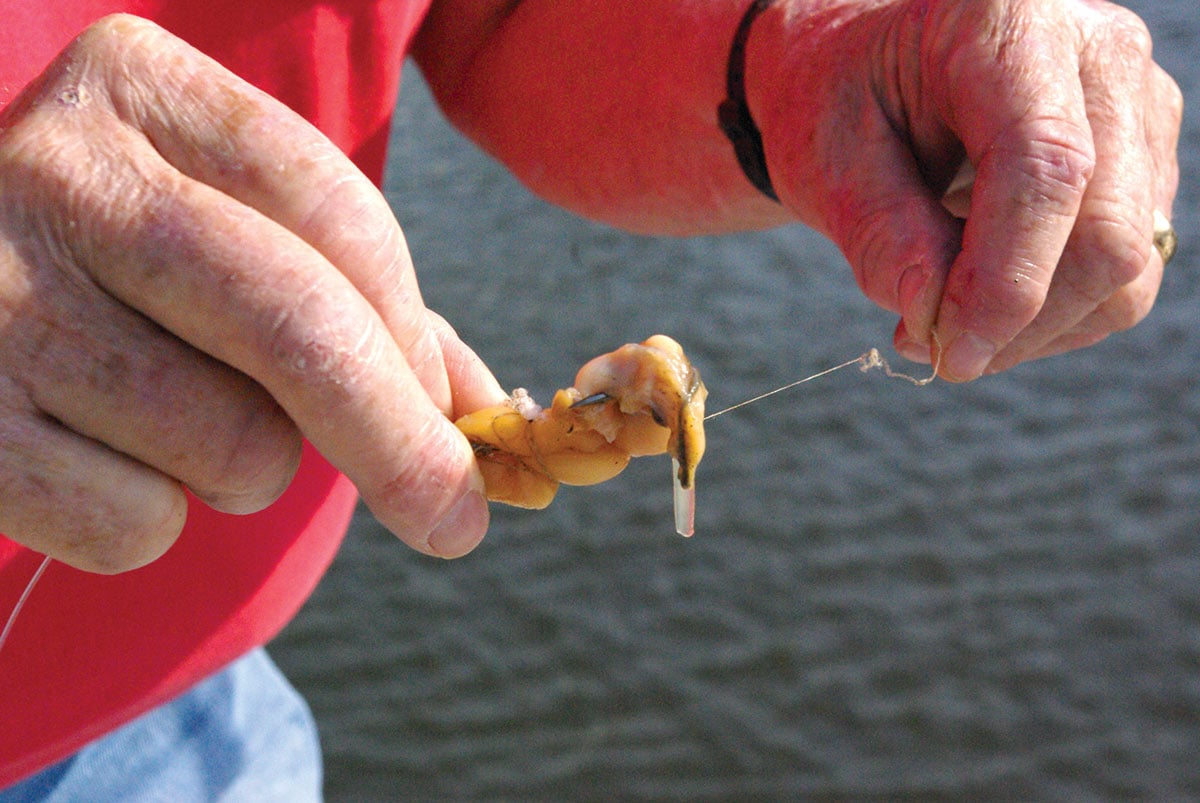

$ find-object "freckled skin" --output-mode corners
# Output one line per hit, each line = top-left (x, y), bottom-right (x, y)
(454, 335), (707, 509)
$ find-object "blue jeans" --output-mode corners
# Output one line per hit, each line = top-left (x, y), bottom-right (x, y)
(1, 648), (322, 802)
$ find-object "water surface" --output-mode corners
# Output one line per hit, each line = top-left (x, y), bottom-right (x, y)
(273, 2), (1200, 797)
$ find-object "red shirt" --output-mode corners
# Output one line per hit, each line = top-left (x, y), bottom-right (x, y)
(0, 0), (430, 785)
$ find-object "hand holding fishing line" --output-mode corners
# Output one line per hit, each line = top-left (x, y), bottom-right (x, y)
(721, 0), (1181, 382)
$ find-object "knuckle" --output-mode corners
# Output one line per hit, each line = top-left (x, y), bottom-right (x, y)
(1101, 226), (1152, 289)
(1067, 213), (1152, 298)
(1158, 73), (1185, 130)
(0, 103), (164, 270)
(1105, 250), (1148, 293)
(262, 283), (383, 400)
(296, 173), (399, 268)
(68, 15), (123, 58)
(1099, 281), (1157, 334)
(993, 272), (1050, 327)
(367, 417), (473, 541)
(1104, 305), (1143, 335)
(1018, 134), (1096, 211)
(0, 96), (89, 195)
(1101, 6), (1154, 62)
(71, 14), (160, 67)
(0, 14), (168, 133)
(947, 260), (1048, 335)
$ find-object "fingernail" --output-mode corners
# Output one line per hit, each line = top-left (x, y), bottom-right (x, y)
(426, 491), (489, 558)
(942, 332), (997, 381)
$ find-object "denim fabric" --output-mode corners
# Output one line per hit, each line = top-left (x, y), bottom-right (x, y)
(1, 648), (322, 802)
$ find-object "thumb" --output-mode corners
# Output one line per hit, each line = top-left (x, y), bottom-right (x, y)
(425, 310), (508, 418)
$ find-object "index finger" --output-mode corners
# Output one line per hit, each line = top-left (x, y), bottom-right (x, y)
(87, 135), (486, 556)
(38, 16), (490, 556)
(929, 6), (1096, 381)
(90, 15), (453, 411)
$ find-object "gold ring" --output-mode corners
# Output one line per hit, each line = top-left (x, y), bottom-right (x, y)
(1153, 208), (1177, 266)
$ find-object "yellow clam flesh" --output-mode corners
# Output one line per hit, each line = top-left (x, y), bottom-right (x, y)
(453, 335), (707, 535)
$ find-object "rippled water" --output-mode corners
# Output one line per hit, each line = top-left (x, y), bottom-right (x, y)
(272, 2), (1200, 797)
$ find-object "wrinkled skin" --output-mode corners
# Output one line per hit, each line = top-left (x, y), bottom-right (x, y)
(743, 0), (1182, 380)
(0, 16), (506, 570)
(455, 335), (707, 509)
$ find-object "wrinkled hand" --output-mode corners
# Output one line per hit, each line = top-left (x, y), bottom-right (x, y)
(0, 15), (505, 572)
(751, 0), (1181, 380)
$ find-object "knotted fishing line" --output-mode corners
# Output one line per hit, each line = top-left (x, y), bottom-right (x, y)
(705, 334), (941, 422)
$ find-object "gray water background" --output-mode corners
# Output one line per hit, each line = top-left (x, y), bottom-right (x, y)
(271, 1), (1200, 797)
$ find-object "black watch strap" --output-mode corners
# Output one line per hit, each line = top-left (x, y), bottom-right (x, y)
(717, 0), (779, 202)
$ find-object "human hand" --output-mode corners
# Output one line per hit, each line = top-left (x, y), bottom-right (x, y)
(0, 15), (505, 572)
(748, 0), (1181, 380)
